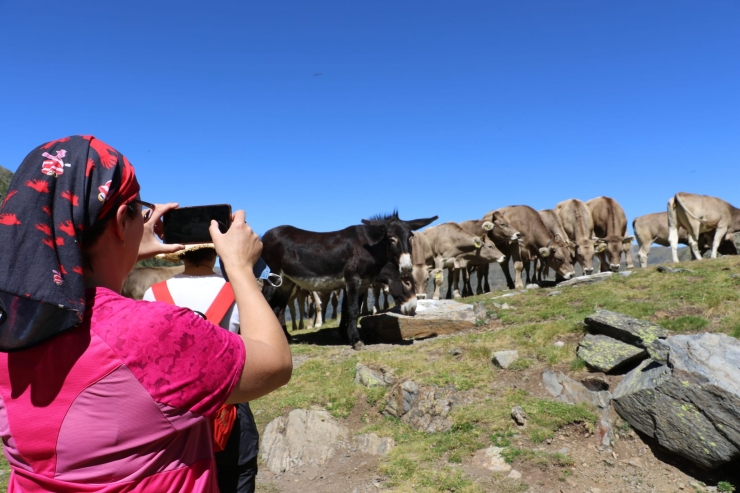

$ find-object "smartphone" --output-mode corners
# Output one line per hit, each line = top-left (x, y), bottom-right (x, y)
(163, 204), (232, 244)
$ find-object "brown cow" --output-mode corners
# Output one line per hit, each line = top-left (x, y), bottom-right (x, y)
(121, 265), (184, 300)
(586, 196), (634, 272)
(414, 222), (505, 299)
(635, 211), (737, 267)
(485, 206), (575, 289)
(459, 213), (521, 294)
(537, 209), (575, 281)
(668, 192), (740, 263)
(443, 234), (506, 298)
(555, 199), (596, 276)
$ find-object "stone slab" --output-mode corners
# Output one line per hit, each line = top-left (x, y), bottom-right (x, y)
(584, 310), (669, 348)
(577, 334), (647, 374)
(360, 299), (475, 342)
(558, 272), (613, 287)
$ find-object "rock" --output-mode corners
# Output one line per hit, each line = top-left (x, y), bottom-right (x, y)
(449, 347), (463, 357)
(558, 271), (613, 287)
(501, 303), (512, 310)
(360, 299), (475, 342)
(489, 292), (520, 299)
(384, 380), (460, 433)
(353, 433), (395, 455)
(584, 310), (669, 349)
(471, 446), (512, 473)
(576, 334), (647, 373)
(553, 341), (565, 348)
(543, 371), (613, 447)
(261, 409), (349, 474)
(384, 380), (419, 417)
(548, 290), (563, 297)
(511, 406), (528, 426)
(613, 333), (740, 469)
(526, 283), (540, 289)
(508, 469), (522, 479)
(619, 270), (633, 277)
(492, 350), (519, 369)
(656, 265), (694, 274)
(472, 301), (488, 320)
(355, 363), (395, 388)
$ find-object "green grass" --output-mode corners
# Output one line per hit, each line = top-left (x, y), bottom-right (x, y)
(0, 445), (9, 492)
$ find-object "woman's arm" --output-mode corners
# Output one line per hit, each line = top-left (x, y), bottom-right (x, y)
(210, 212), (292, 403)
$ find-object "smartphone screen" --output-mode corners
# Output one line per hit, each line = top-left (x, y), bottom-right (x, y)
(163, 204), (232, 244)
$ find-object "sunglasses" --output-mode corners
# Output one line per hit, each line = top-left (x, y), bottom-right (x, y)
(128, 199), (155, 222)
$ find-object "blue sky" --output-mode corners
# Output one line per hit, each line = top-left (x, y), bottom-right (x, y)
(1, 1), (738, 236)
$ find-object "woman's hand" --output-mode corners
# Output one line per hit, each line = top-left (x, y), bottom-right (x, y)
(209, 210), (262, 272)
(137, 202), (185, 261)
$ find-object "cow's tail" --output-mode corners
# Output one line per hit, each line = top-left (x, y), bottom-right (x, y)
(667, 196), (679, 230)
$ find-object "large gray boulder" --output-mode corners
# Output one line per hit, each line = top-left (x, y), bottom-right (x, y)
(383, 380), (462, 433)
(613, 333), (740, 469)
(576, 334), (647, 373)
(260, 409), (349, 473)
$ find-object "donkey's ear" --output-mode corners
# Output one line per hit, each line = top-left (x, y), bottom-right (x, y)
(362, 219), (388, 244)
(404, 215), (438, 231)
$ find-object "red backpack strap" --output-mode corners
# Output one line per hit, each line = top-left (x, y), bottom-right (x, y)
(205, 282), (235, 325)
(151, 281), (175, 305)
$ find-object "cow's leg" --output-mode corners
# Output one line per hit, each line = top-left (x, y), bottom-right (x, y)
(445, 267), (459, 300)
(382, 285), (390, 310)
(622, 242), (634, 269)
(638, 242), (650, 268)
(343, 279), (363, 349)
(331, 290), (340, 319)
(312, 291), (323, 328)
(296, 289), (307, 330)
(266, 278), (296, 342)
(462, 267), (472, 297)
(452, 268), (462, 299)
(319, 291), (331, 321)
(667, 197), (681, 263)
(499, 257), (516, 290)
(482, 263), (491, 293)
(287, 287), (299, 332)
(523, 261), (532, 285)
(711, 226), (729, 259)
(359, 288), (370, 316)
(509, 247), (524, 289)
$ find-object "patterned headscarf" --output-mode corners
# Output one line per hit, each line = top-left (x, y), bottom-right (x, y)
(0, 136), (139, 351)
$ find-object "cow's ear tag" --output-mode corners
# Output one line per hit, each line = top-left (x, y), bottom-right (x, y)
(596, 243), (607, 253)
(435, 272), (442, 280)
(474, 238), (482, 249)
(539, 247), (550, 257)
(482, 221), (494, 231)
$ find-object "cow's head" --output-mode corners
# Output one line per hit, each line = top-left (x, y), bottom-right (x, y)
(376, 261), (418, 315)
(538, 234), (575, 280)
(573, 238), (596, 275)
(362, 212), (438, 275)
(595, 235), (634, 272)
(487, 211), (521, 242)
(474, 236), (506, 263)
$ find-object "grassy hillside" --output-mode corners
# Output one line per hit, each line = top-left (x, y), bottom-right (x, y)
(0, 165), (13, 199)
(255, 256), (740, 492)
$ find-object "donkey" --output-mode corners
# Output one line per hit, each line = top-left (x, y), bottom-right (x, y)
(261, 212), (438, 349)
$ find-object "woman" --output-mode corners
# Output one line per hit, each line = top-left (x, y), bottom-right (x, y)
(0, 136), (292, 492)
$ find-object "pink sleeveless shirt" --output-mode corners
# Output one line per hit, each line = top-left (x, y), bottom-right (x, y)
(0, 287), (246, 492)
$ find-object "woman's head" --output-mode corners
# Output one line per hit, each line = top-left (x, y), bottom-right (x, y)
(0, 135), (140, 350)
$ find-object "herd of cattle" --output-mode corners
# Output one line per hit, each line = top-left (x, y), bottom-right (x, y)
(122, 191), (740, 349)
